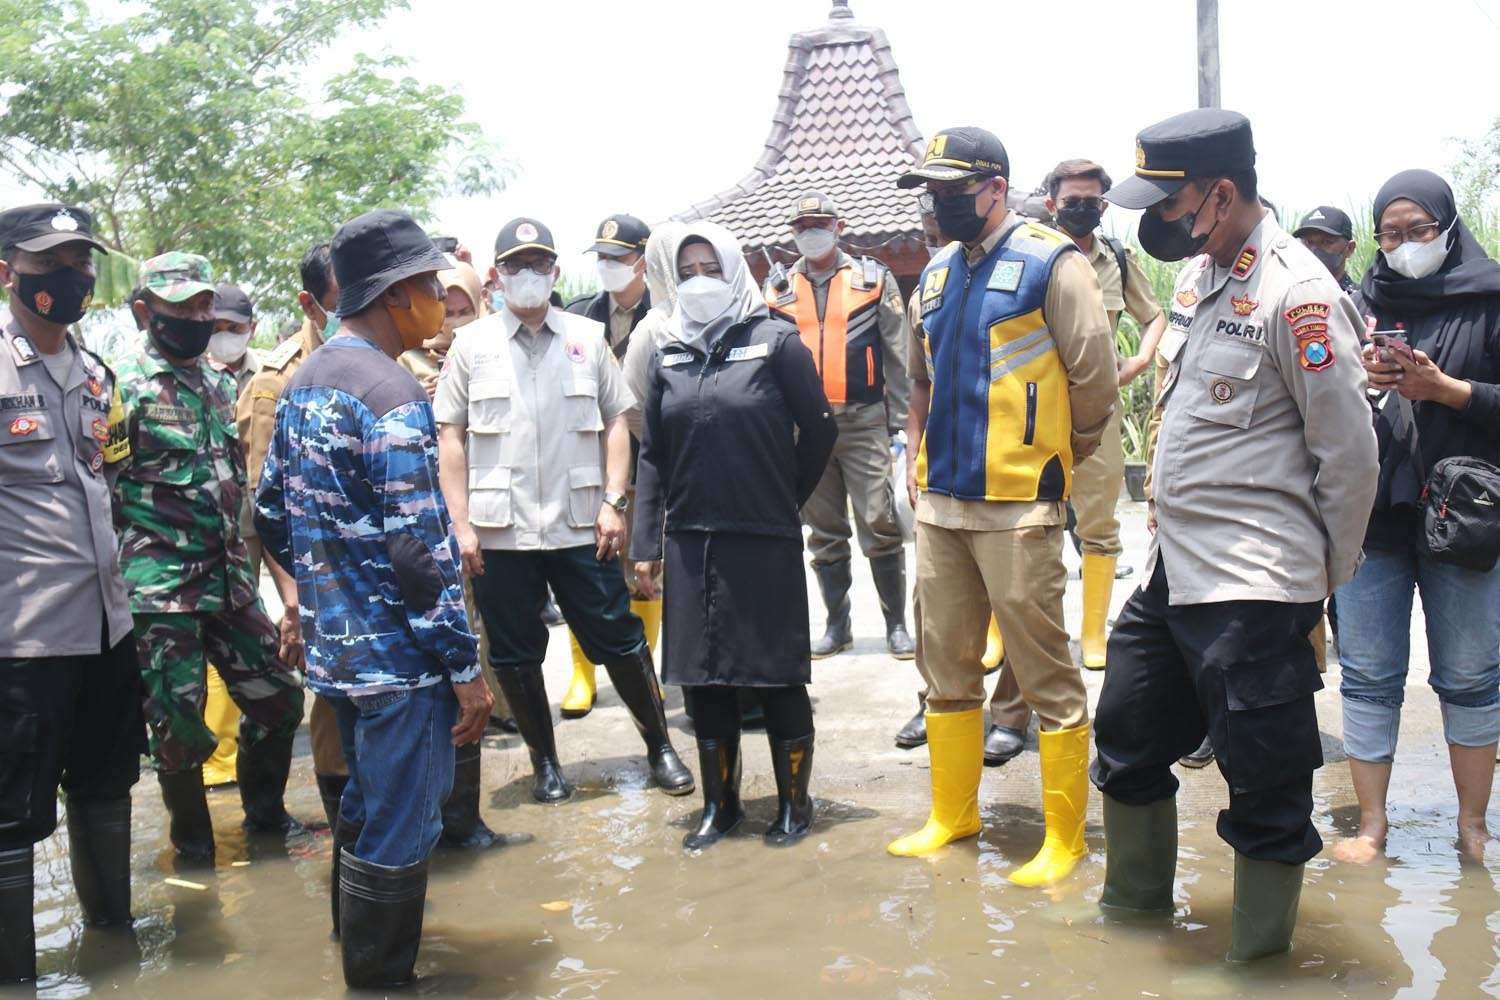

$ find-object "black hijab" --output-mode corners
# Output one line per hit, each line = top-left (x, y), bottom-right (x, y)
(1360, 169), (1500, 315)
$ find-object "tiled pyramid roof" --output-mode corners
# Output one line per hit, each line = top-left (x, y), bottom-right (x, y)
(672, 1), (925, 256)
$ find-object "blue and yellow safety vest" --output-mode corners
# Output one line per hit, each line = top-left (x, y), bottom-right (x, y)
(916, 221), (1077, 503)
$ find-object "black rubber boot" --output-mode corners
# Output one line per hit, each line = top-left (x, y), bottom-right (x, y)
(683, 737), (745, 850)
(316, 773), (349, 832)
(603, 646), (694, 796)
(238, 729), (305, 834)
(764, 734), (815, 846)
(983, 725), (1025, 767)
(1228, 853), (1304, 962)
(65, 798), (133, 927)
(495, 664), (573, 803)
(339, 852), (427, 989)
(1100, 795), (1177, 916)
(330, 817), (361, 939)
(810, 560), (854, 659)
(869, 553), (915, 660)
(0, 847), (35, 983)
(439, 742), (500, 849)
(1179, 735), (1215, 769)
(157, 768), (215, 863)
(894, 694), (927, 749)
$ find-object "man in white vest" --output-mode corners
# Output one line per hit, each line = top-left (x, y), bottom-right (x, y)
(435, 217), (693, 806)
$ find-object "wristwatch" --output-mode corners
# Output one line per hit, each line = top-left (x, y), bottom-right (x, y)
(603, 490), (630, 513)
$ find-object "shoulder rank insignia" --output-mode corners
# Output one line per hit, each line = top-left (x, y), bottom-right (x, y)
(1230, 247), (1257, 279)
(1230, 294), (1257, 316)
(8, 334), (38, 365)
(266, 336), (303, 372)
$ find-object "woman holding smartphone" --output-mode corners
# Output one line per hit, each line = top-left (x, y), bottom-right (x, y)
(1334, 169), (1500, 864)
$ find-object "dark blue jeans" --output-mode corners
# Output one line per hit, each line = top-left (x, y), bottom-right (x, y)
(330, 683), (457, 867)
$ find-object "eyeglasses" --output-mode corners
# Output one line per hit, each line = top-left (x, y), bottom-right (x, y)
(497, 257), (556, 276)
(1374, 222), (1442, 251)
(1057, 197), (1103, 211)
(916, 192), (935, 214)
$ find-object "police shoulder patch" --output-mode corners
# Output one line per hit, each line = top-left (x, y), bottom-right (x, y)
(1299, 335), (1335, 372)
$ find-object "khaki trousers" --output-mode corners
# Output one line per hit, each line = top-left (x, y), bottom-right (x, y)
(802, 402), (903, 567)
(915, 520), (1087, 729)
(1069, 418), (1124, 557)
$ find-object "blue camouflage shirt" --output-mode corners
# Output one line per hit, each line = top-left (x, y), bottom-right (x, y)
(254, 333), (478, 694)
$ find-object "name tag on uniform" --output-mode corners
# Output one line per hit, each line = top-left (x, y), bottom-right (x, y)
(661, 352), (694, 368)
(143, 403), (193, 423)
(725, 344), (769, 363)
(0, 392), (44, 412)
(988, 260), (1025, 293)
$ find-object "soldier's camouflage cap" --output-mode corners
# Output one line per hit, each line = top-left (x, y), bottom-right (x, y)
(140, 251), (215, 303)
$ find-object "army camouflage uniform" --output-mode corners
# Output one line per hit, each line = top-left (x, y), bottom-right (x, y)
(118, 255), (303, 775)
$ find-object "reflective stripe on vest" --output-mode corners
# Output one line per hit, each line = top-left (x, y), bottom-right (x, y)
(767, 268), (882, 405)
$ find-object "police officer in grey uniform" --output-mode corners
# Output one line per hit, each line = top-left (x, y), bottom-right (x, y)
(0, 203), (145, 982)
(1090, 111), (1378, 962)
(765, 193), (913, 658)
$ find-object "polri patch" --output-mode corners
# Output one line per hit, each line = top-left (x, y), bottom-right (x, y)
(988, 260), (1025, 293)
(725, 343), (769, 362)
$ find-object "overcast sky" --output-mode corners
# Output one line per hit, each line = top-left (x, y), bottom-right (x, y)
(9, 0), (1500, 288)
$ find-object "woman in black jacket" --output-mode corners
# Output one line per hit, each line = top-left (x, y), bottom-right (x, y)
(1334, 169), (1500, 864)
(631, 221), (837, 850)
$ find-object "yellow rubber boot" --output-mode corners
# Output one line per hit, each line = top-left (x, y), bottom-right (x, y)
(981, 617), (1005, 672)
(561, 631), (596, 719)
(1009, 723), (1090, 886)
(202, 665), (240, 787)
(1080, 554), (1116, 670)
(632, 599), (663, 656)
(887, 708), (984, 856)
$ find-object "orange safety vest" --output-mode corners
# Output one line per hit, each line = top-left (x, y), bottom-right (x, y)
(767, 263), (884, 405)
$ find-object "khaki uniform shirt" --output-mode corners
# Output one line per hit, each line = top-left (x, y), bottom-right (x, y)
(906, 216), (1117, 531)
(607, 296), (638, 355)
(0, 323), (133, 656)
(792, 250), (912, 428)
(1086, 236), (1163, 333)
(237, 320), (323, 539)
(1149, 214), (1378, 605)
(434, 306), (633, 551)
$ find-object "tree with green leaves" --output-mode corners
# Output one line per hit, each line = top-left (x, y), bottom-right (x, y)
(0, 0), (505, 308)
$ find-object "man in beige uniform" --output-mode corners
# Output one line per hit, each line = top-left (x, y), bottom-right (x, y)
(886, 128), (1116, 890)
(1092, 109), (1377, 962)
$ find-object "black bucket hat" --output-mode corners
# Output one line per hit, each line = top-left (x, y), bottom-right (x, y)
(331, 209), (449, 317)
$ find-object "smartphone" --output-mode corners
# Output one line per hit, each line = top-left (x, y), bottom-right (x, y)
(432, 235), (459, 254)
(1371, 331), (1415, 363)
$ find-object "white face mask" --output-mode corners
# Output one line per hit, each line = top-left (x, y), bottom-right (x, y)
(207, 330), (251, 364)
(793, 227), (838, 260)
(1382, 224), (1452, 280)
(500, 269), (554, 310)
(677, 275), (735, 324)
(925, 243), (946, 259)
(597, 258), (639, 295)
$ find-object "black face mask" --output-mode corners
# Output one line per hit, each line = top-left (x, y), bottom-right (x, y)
(1307, 244), (1346, 279)
(148, 310), (215, 360)
(15, 267), (95, 325)
(1137, 186), (1219, 262)
(1055, 201), (1103, 238)
(932, 185), (995, 244)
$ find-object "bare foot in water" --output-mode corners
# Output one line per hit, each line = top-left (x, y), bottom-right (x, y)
(1333, 820), (1387, 864)
(1457, 819), (1491, 863)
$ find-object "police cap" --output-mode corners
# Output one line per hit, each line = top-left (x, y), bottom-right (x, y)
(0, 203), (108, 255)
(588, 214), (650, 258)
(897, 127), (1009, 189)
(1105, 109), (1256, 210)
(1293, 206), (1354, 241)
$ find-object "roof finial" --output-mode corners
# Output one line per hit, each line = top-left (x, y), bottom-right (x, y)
(829, 0), (853, 20)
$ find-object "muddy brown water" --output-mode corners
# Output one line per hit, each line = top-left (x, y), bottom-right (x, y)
(11, 732), (1498, 1000)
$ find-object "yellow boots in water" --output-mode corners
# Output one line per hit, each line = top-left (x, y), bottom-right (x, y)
(1080, 554), (1116, 670)
(202, 666), (240, 787)
(1008, 723), (1090, 886)
(887, 709), (983, 856)
(562, 599), (663, 719)
(981, 617), (1004, 672)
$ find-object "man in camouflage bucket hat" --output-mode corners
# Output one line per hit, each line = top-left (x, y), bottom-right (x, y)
(115, 251), (306, 864)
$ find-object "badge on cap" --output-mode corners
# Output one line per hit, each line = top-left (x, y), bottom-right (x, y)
(9, 416), (38, 436)
(600, 220), (619, 240)
(1136, 141), (1147, 168)
(516, 222), (539, 243)
(50, 210), (79, 232)
(1230, 294), (1257, 316)
(798, 197), (821, 213)
(926, 135), (948, 161)
(1307, 209), (1325, 221)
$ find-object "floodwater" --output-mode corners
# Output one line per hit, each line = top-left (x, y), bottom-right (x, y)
(11, 729), (1499, 1000)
